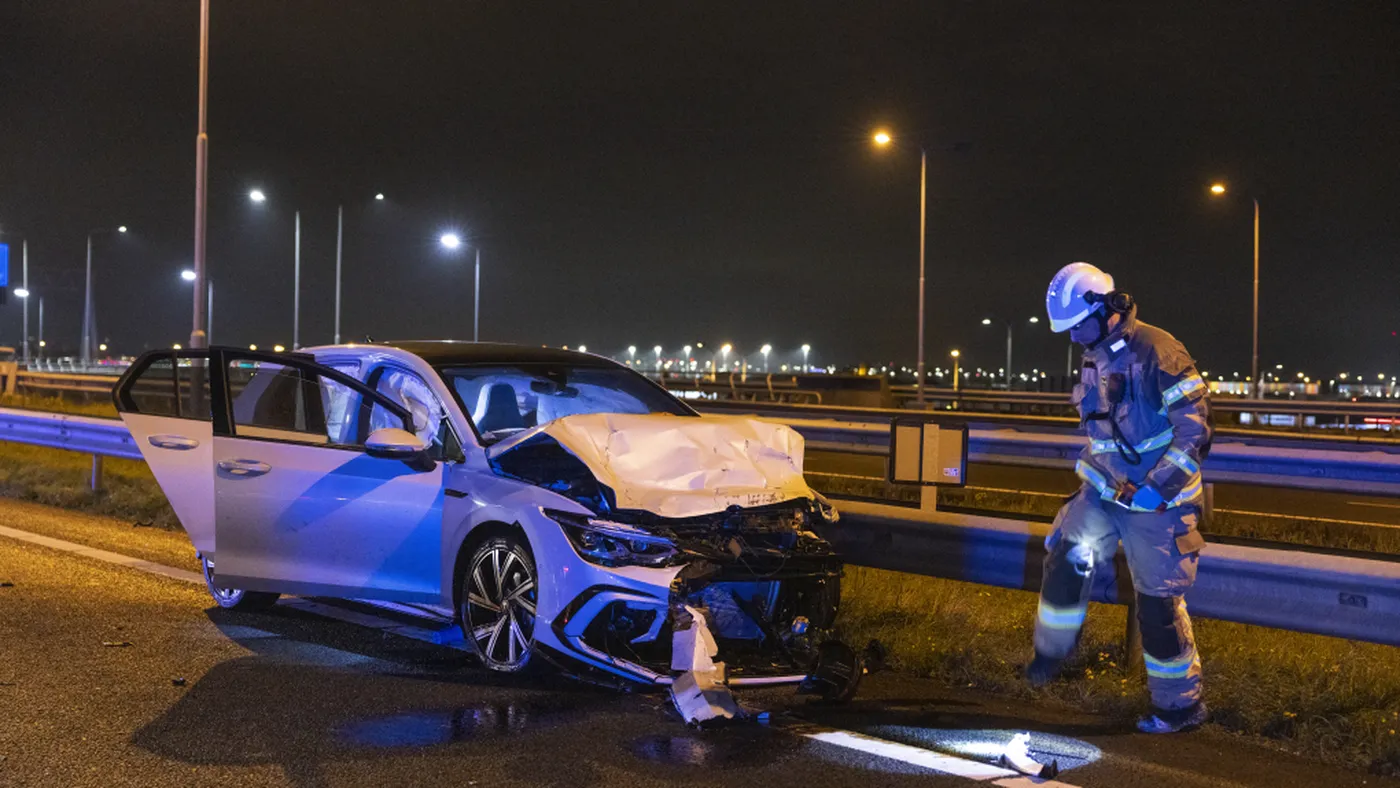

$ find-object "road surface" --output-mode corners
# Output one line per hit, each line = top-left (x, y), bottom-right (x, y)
(0, 499), (1392, 788)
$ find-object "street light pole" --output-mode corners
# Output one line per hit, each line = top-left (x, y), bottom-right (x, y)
(1210, 183), (1261, 399)
(334, 203), (343, 344)
(873, 130), (928, 405)
(190, 0), (210, 351)
(1002, 324), (1013, 390)
(916, 147), (927, 406)
(474, 247), (481, 342)
(21, 241), (28, 366)
(1252, 198), (1260, 399)
(82, 233), (93, 365)
(293, 210), (301, 349)
(37, 298), (44, 360)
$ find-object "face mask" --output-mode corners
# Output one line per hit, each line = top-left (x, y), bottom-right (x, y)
(1069, 313), (1103, 347)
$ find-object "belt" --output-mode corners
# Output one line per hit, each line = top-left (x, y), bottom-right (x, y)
(1075, 459), (1203, 512)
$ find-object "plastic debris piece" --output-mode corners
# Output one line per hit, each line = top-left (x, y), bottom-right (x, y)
(171, 677), (186, 687)
(0, 581), (14, 588)
(669, 605), (741, 725)
(101, 641), (133, 648)
(1000, 732), (1060, 779)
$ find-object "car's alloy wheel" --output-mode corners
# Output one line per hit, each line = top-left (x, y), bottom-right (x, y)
(200, 555), (280, 611)
(462, 536), (537, 672)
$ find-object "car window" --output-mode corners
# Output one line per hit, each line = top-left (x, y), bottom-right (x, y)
(323, 362), (362, 445)
(226, 360), (360, 447)
(437, 363), (692, 444)
(118, 354), (213, 420)
(367, 367), (461, 461)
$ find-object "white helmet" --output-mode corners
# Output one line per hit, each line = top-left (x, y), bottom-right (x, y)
(1045, 262), (1114, 333)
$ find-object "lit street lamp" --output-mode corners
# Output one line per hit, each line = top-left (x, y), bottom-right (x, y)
(627, 345), (637, 366)
(1209, 181), (1261, 398)
(760, 343), (772, 372)
(873, 128), (928, 406)
(334, 193), (387, 343)
(438, 232), (482, 341)
(950, 349), (962, 392)
(181, 269), (214, 344)
(801, 343), (811, 373)
(653, 345), (663, 372)
(981, 315), (1040, 389)
(249, 190), (303, 348)
(82, 225), (128, 365)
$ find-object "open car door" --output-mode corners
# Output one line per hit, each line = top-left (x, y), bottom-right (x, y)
(212, 349), (446, 603)
(113, 351), (218, 555)
(116, 348), (447, 604)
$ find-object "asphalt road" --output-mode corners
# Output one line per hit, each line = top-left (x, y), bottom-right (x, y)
(0, 501), (1394, 788)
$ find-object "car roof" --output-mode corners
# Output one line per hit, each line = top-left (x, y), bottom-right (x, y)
(370, 340), (621, 367)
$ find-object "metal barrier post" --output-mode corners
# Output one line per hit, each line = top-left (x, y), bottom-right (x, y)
(90, 455), (104, 492)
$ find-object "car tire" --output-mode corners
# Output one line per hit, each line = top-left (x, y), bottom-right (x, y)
(459, 535), (539, 673)
(200, 555), (280, 611)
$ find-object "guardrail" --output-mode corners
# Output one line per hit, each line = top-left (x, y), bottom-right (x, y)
(0, 404), (1396, 651)
(828, 500), (1400, 648)
(0, 407), (142, 491)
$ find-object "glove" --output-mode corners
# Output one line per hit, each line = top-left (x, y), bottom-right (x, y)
(1130, 484), (1166, 512)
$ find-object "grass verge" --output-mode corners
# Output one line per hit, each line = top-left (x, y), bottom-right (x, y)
(0, 442), (178, 529)
(836, 565), (1400, 776)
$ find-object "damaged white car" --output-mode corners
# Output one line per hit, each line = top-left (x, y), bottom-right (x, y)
(114, 342), (867, 718)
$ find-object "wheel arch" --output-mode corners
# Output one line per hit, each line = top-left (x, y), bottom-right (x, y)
(450, 519), (533, 613)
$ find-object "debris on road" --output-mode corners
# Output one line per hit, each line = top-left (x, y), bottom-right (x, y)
(0, 581), (14, 587)
(101, 641), (133, 648)
(669, 605), (740, 725)
(1000, 732), (1059, 779)
(170, 677), (186, 687)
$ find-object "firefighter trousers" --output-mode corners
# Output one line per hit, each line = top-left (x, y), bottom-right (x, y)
(1033, 487), (1206, 710)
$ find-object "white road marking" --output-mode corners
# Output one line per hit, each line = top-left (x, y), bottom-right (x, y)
(0, 525), (203, 584)
(794, 726), (1083, 786)
(1346, 500), (1400, 510)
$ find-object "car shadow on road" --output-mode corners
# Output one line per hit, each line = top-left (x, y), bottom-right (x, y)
(129, 607), (617, 787)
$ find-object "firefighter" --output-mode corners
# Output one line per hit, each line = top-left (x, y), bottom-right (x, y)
(1027, 262), (1212, 734)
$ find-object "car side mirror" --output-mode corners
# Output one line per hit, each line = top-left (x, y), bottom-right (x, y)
(365, 427), (432, 470)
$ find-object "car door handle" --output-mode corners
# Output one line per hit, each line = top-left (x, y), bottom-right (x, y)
(149, 435), (200, 450)
(217, 459), (271, 478)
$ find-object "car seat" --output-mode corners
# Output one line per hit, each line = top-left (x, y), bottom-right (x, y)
(472, 383), (524, 434)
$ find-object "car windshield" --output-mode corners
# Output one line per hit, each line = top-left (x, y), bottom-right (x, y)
(437, 363), (693, 444)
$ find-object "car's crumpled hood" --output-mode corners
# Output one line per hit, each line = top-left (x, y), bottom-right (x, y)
(484, 412), (813, 518)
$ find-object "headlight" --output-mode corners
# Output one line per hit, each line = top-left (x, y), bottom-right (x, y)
(544, 509), (678, 568)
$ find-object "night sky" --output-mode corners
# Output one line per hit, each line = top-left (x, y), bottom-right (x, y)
(2, 1), (1397, 377)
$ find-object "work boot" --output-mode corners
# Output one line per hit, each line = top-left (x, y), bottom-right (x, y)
(1136, 701), (1208, 734)
(1024, 653), (1063, 688)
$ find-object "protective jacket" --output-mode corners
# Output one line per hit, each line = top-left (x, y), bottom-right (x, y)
(1072, 306), (1212, 514)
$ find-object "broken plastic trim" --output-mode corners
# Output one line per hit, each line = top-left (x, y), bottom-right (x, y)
(544, 508), (680, 568)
